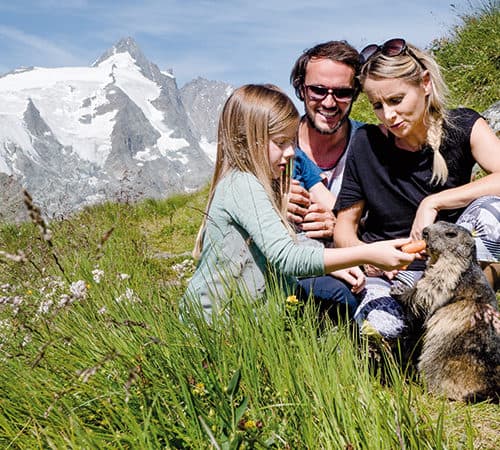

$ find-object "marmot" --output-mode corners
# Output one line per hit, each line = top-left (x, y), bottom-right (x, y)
(391, 221), (500, 402)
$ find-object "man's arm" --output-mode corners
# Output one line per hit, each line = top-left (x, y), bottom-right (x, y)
(333, 201), (364, 247)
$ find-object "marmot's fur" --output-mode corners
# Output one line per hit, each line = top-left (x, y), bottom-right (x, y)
(391, 221), (500, 402)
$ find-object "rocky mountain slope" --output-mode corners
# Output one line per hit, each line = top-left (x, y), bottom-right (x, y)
(0, 37), (232, 221)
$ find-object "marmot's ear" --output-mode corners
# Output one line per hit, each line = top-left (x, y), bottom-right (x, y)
(456, 239), (476, 261)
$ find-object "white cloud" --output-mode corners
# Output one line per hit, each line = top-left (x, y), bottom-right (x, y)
(0, 0), (463, 88)
(0, 26), (81, 66)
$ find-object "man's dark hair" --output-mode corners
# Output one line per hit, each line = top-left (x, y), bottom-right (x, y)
(290, 40), (361, 101)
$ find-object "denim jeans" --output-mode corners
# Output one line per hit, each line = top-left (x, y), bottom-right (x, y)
(296, 275), (358, 321)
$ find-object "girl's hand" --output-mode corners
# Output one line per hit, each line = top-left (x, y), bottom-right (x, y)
(331, 266), (366, 293)
(366, 238), (416, 271)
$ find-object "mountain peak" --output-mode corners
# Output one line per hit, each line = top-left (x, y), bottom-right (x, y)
(92, 36), (145, 67)
(92, 37), (175, 84)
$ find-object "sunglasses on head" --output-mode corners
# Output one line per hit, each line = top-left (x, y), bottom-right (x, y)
(303, 85), (356, 102)
(359, 38), (426, 70)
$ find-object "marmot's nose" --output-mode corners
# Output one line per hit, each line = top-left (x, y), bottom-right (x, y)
(422, 228), (429, 240)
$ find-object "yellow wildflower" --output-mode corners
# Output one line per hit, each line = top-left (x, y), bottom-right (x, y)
(244, 420), (256, 430)
(192, 382), (207, 396)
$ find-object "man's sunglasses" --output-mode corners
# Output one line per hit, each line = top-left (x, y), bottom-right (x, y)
(303, 85), (356, 102)
(359, 38), (426, 70)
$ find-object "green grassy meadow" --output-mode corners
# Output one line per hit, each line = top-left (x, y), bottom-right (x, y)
(0, 2), (499, 448)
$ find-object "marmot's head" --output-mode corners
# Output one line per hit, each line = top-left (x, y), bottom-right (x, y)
(422, 221), (476, 264)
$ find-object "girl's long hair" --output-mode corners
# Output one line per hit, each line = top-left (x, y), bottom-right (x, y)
(360, 42), (450, 185)
(193, 84), (300, 259)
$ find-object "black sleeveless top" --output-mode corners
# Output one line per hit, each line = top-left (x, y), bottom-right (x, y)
(334, 108), (480, 243)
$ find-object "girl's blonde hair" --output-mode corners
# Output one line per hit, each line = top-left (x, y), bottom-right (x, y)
(360, 42), (450, 185)
(193, 84), (300, 259)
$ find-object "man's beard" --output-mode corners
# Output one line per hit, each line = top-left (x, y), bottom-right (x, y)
(305, 103), (352, 135)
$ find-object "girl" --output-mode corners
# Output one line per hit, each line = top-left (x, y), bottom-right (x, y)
(184, 84), (414, 321)
(334, 39), (500, 339)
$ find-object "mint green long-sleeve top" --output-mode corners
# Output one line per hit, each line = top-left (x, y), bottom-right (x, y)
(184, 171), (325, 318)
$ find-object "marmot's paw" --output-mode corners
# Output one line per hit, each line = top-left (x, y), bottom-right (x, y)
(390, 282), (408, 298)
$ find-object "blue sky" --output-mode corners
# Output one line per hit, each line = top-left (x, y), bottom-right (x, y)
(0, 0), (470, 95)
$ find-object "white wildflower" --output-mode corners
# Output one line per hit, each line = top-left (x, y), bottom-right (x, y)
(115, 287), (141, 304)
(118, 273), (130, 280)
(172, 259), (196, 279)
(70, 280), (88, 300)
(38, 300), (53, 315)
(58, 294), (71, 308)
(22, 334), (32, 347)
(98, 306), (107, 315)
(11, 296), (23, 306)
(92, 268), (105, 283)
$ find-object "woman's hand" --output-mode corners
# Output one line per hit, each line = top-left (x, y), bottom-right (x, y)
(331, 266), (365, 293)
(410, 195), (439, 240)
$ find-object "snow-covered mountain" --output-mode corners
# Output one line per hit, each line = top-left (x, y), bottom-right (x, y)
(0, 37), (233, 221)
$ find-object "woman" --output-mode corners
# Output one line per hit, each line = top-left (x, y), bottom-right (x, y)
(183, 84), (415, 321)
(334, 38), (500, 340)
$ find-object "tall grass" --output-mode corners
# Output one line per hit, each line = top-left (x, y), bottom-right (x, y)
(0, 193), (498, 449)
(432, 0), (500, 111)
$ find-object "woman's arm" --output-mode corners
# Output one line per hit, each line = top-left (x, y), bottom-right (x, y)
(411, 118), (500, 239)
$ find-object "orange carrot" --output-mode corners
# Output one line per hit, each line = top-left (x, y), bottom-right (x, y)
(401, 240), (426, 254)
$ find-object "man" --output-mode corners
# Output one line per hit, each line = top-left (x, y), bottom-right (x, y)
(288, 41), (365, 319)
(288, 40), (363, 240)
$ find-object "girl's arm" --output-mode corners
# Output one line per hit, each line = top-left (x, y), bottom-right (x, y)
(323, 239), (414, 273)
(231, 173), (413, 276)
(411, 118), (500, 239)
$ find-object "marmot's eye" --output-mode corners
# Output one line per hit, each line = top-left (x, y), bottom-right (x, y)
(445, 231), (458, 238)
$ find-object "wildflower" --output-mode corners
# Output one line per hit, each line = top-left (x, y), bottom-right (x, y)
(11, 296), (23, 306)
(238, 418), (263, 431)
(118, 273), (130, 280)
(244, 420), (256, 430)
(192, 382), (207, 396)
(360, 320), (383, 339)
(38, 300), (53, 315)
(286, 295), (299, 305)
(58, 294), (71, 308)
(92, 269), (104, 283)
(22, 334), (32, 347)
(70, 280), (88, 300)
(172, 259), (196, 279)
(98, 306), (107, 315)
(115, 288), (141, 304)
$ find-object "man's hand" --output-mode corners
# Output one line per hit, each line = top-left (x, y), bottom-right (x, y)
(362, 264), (399, 280)
(301, 203), (335, 240)
(331, 266), (365, 293)
(287, 179), (311, 224)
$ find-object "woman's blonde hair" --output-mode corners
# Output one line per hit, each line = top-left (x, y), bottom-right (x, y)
(360, 42), (450, 185)
(193, 84), (300, 259)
